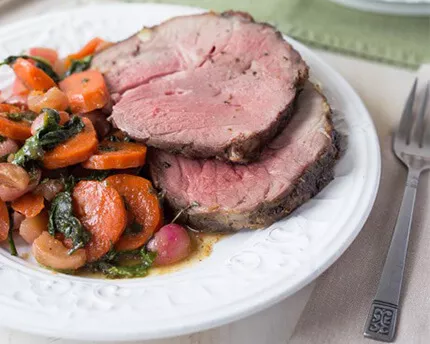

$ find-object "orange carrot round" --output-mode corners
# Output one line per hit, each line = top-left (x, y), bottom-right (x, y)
(59, 70), (109, 113)
(105, 174), (162, 251)
(82, 141), (147, 170)
(12, 58), (56, 91)
(95, 41), (113, 53)
(72, 180), (127, 262)
(0, 106), (33, 140)
(0, 104), (21, 113)
(0, 199), (9, 242)
(42, 117), (98, 169)
(11, 192), (45, 218)
(65, 37), (106, 68)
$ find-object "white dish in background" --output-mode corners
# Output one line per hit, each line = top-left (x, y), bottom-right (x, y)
(0, 3), (381, 341)
(329, 0), (430, 15)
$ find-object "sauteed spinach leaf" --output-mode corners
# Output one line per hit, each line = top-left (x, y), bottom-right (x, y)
(8, 210), (17, 256)
(6, 111), (37, 123)
(65, 55), (93, 77)
(87, 247), (156, 278)
(12, 109), (84, 167)
(48, 176), (91, 255)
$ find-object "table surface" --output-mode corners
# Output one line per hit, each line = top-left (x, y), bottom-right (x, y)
(0, 1), (417, 343)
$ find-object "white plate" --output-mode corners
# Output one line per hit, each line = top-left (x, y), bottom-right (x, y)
(329, 0), (430, 15)
(0, 3), (381, 341)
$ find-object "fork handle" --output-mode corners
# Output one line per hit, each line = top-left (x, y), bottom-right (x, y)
(364, 168), (421, 342)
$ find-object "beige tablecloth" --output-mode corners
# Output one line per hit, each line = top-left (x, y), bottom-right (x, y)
(290, 66), (430, 344)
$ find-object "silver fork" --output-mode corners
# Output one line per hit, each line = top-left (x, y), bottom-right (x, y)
(364, 79), (430, 342)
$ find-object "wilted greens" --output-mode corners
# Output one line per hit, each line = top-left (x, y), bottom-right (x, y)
(87, 247), (156, 278)
(48, 177), (91, 255)
(65, 55), (93, 77)
(6, 111), (37, 123)
(12, 109), (84, 167)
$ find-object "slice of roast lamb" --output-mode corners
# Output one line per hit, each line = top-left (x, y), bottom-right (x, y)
(92, 11), (308, 163)
(149, 83), (339, 232)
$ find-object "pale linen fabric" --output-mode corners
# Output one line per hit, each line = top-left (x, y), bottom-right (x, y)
(290, 67), (430, 344)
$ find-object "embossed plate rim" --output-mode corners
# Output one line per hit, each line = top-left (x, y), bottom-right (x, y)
(0, 3), (381, 341)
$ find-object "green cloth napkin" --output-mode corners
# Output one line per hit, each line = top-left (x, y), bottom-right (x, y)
(125, 0), (430, 69)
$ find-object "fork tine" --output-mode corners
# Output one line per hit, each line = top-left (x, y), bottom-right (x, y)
(419, 83), (430, 147)
(411, 82), (429, 147)
(397, 78), (418, 143)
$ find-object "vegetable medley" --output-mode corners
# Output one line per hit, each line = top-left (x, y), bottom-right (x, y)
(0, 38), (193, 278)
